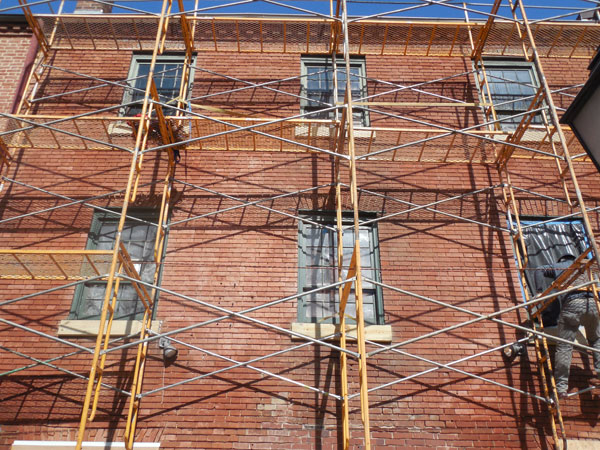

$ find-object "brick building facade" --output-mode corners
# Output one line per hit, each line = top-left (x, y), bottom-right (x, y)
(1, 1), (600, 449)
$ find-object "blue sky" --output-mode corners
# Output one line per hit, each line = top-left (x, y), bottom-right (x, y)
(0, 0), (596, 21)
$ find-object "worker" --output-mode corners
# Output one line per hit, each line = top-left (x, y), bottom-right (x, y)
(533, 261), (561, 327)
(539, 254), (600, 398)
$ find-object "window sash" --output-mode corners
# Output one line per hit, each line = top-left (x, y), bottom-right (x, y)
(298, 218), (383, 325)
(70, 211), (160, 321)
(484, 64), (542, 128)
(301, 59), (368, 126)
(123, 56), (192, 117)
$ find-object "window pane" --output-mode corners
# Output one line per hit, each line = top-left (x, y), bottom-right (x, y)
(97, 222), (117, 249)
(303, 290), (336, 321)
(485, 65), (541, 128)
(303, 59), (367, 125)
(126, 58), (187, 116)
(72, 211), (160, 320)
(299, 217), (381, 324)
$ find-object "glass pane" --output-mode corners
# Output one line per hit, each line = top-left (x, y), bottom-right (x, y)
(300, 218), (379, 324)
(304, 267), (325, 287)
(97, 222), (117, 248)
(131, 224), (150, 240)
(139, 262), (156, 282)
(77, 212), (158, 320)
(362, 269), (377, 288)
(515, 70), (531, 83)
(303, 290), (336, 321)
(78, 283), (105, 319)
(342, 230), (355, 248)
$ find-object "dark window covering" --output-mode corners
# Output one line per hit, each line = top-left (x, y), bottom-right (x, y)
(520, 219), (587, 326)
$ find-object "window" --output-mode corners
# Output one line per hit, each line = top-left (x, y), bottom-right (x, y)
(301, 56), (368, 126)
(297, 213), (383, 325)
(483, 61), (541, 130)
(519, 218), (587, 326)
(123, 54), (193, 117)
(69, 209), (160, 321)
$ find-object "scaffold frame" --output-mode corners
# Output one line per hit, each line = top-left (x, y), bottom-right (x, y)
(2, 0), (600, 449)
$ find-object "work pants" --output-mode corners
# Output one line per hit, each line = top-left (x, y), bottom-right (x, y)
(555, 294), (600, 394)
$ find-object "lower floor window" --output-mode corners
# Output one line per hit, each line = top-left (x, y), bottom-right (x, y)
(69, 209), (160, 320)
(298, 213), (384, 325)
(520, 218), (587, 325)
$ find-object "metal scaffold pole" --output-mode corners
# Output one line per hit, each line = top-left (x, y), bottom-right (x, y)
(341, 0), (371, 447)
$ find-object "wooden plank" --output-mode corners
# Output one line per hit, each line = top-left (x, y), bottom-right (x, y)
(0, 249), (112, 255)
(351, 102), (488, 107)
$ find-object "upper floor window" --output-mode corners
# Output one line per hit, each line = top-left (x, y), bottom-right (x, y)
(484, 61), (541, 130)
(301, 56), (369, 126)
(123, 54), (193, 117)
(297, 213), (383, 325)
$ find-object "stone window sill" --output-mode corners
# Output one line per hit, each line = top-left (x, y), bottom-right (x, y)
(291, 322), (392, 343)
(57, 320), (162, 337)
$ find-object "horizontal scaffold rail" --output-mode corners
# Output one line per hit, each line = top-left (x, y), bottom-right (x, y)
(0, 114), (588, 164)
(32, 14), (600, 59)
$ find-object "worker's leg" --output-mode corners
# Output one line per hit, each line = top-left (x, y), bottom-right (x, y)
(555, 299), (583, 394)
(581, 297), (600, 376)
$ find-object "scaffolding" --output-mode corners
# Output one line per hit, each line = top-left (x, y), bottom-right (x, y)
(1, 0), (600, 448)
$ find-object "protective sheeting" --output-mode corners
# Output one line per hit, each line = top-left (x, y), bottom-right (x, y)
(520, 219), (587, 326)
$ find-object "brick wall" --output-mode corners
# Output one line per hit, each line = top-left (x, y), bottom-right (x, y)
(0, 18), (32, 115)
(1, 33), (600, 450)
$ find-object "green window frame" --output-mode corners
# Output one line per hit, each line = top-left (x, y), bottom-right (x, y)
(69, 209), (161, 321)
(300, 56), (369, 126)
(297, 213), (384, 325)
(122, 54), (195, 117)
(482, 60), (542, 130)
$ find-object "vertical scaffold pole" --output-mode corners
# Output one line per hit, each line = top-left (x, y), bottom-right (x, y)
(340, 0), (371, 447)
(332, 34), (351, 450)
(330, 0), (350, 446)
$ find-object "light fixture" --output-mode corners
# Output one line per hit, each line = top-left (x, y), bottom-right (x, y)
(158, 337), (178, 361)
(560, 46), (600, 172)
(503, 342), (526, 360)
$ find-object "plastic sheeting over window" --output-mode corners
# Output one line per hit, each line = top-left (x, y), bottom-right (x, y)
(520, 219), (587, 326)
